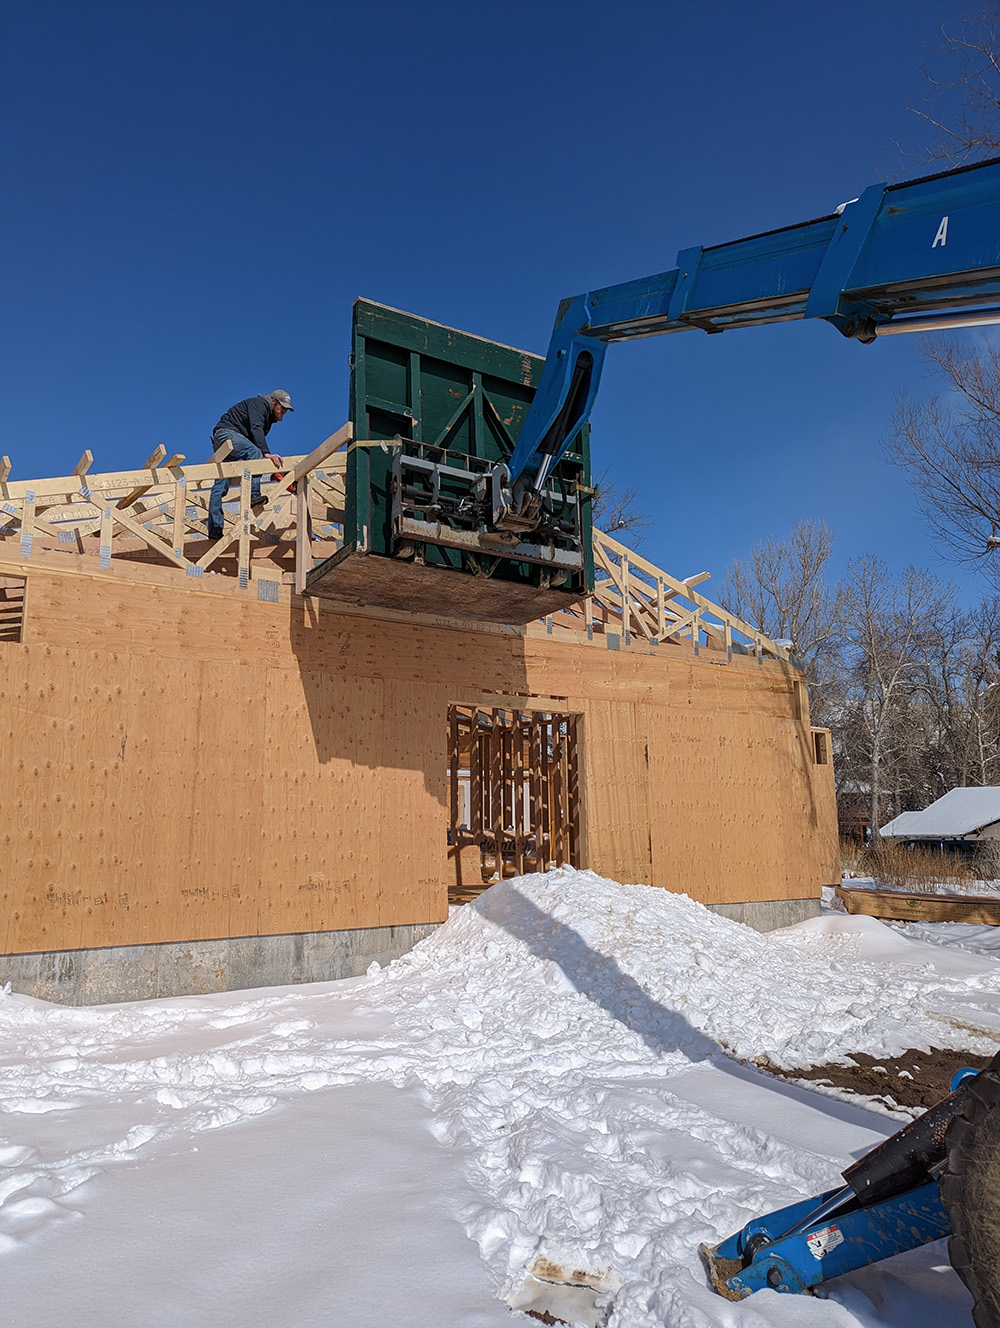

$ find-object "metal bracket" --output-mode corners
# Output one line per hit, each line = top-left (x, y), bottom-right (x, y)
(804, 183), (886, 336)
(667, 246), (705, 322)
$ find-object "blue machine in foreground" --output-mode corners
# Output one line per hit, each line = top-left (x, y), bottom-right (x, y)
(702, 1179), (950, 1300)
(700, 1063), (993, 1306)
(488, 156), (1000, 537)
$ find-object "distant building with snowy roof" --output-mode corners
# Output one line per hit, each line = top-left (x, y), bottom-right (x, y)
(880, 787), (1000, 849)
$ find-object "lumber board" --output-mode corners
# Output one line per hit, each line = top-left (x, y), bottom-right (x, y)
(237, 469), (252, 589)
(112, 504), (192, 570)
(295, 475), (310, 593)
(595, 530), (788, 660)
(0, 500), (67, 543)
(835, 885), (1000, 925)
(268, 424), (353, 503)
(19, 492), (35, 557)
(172, 474), (186, 559)
(0, 455), (314, 502)
(115, 446), (167, 511)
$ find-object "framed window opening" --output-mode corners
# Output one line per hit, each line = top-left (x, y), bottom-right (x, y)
(812, 727), (831, 766)
(0, 576), (26, 644)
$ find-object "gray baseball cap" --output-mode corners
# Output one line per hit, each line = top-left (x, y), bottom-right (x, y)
(270, 389), (294, 411)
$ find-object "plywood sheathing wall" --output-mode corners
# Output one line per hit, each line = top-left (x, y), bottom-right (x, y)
(0, 562), (838, 957)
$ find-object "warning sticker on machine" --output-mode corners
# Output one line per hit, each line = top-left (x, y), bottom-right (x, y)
(806, 1225), (845, 1260)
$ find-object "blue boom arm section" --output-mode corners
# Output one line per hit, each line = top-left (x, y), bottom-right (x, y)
(701, 1179), (951, 1300)
(701, 1064), (989, 1302)
(505, 156), (1000, 496)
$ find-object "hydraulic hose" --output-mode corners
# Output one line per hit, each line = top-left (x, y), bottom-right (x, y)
(752, 1059), (995, 1260)
(841, 1077), (974, 1207)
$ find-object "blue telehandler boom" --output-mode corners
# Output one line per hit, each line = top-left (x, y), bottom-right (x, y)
(322, 155), (1000, 1307)
(488, 155), (1000, 536)
(313, 155), (1000, 622)
(494, 155), (1000, 1318)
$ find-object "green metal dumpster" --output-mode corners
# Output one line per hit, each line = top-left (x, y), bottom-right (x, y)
(306, 299), (593, 624)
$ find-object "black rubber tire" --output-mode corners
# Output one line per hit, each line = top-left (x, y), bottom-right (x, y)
(942, 1053), (1000, 1328)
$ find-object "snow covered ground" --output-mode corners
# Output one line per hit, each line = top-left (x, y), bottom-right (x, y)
(3, 868), (1000, 1328)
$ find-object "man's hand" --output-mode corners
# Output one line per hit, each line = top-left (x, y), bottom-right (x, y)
(266, 453), (283, 467)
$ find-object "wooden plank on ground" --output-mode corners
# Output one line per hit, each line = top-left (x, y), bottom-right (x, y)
(835, 885), (1000, 925)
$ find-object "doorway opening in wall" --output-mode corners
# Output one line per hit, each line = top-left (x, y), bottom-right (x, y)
(447, 705), (581, 902)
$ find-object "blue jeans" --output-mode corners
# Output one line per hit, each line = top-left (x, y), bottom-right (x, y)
(207, 429), (265, 538)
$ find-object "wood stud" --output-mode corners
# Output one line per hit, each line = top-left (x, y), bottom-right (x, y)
(448, 704), (580, 899)
(592, 528), (789, 662)
(0, 432), (790, 670)
(0, 576), (26, 642)
(0, 433), (351, 585)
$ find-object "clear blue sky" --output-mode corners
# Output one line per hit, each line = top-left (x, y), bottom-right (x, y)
(1, 0), (991, 599)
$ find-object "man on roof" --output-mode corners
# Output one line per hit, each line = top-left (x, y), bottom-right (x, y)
(206, 390), (294, 541)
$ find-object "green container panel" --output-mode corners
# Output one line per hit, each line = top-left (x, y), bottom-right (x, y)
(347, 298), (592, 593)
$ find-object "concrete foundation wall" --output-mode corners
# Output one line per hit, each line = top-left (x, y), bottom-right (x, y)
(707, 897), (822, 932)
(3, 898), (822, 1007)
(0, 923), (439, 1007)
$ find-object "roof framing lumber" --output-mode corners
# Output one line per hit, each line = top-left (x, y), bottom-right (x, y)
(0, 427), (791, 665)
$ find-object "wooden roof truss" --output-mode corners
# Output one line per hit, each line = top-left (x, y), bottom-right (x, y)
(0, 431), (789, 662)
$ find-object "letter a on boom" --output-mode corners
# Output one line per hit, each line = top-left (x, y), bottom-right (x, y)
(933, 216), (949, 248)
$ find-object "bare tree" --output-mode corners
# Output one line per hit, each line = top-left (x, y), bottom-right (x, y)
(950, 596), (1000, 784)
(887, 339), (1000, 588)
(902, 4), (1000, 167)
(909, 602), (978, 799)
(591, 468), (652, 542)
(838, 558), (956, 838)
(720, 518), (1000, 833)
(885, 12), (1000, 581)
(720, 520), (840, 667)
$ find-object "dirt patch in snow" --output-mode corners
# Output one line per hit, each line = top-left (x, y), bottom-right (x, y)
(759, 1047), (994, 1112)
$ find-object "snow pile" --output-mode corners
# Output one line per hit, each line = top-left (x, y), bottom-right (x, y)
(2, 867), (999, 1327)
(898, 919), (1000, 958)
(418, 871), (1000, 1069)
